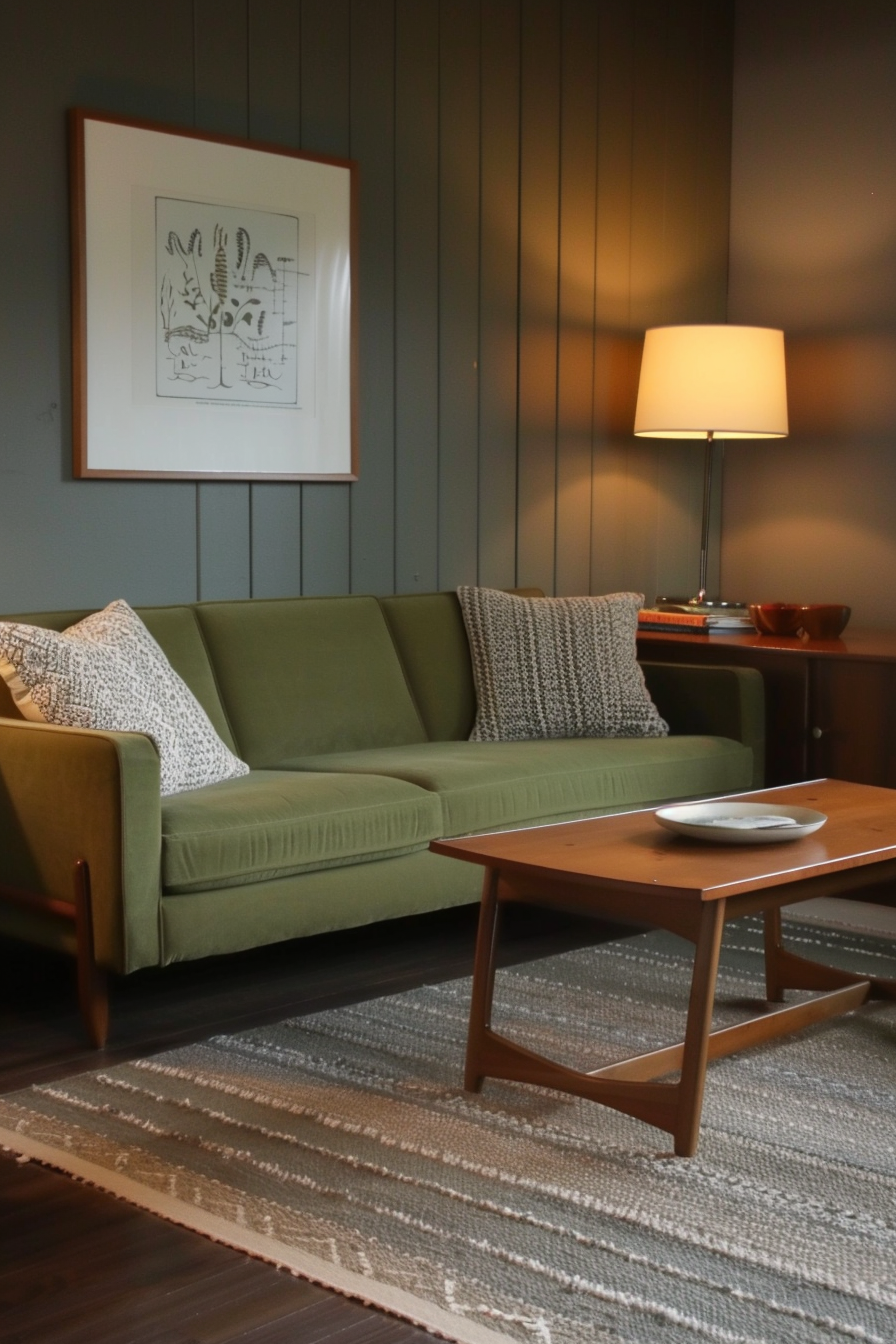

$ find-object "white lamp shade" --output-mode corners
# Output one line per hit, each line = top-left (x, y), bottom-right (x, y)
(633, 324), (788, 439)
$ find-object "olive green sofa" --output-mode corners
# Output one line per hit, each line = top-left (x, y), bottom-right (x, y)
(0, 591), (764, 1044)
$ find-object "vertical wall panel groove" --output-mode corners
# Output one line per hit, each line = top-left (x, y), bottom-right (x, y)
(622, 0), (669, 606)
(437, 0), (481, 590)
(516, 0), (561, 592)
(477, 0), (521, 589)
(394, 0), (440, 593)
(555, 0), (599, 598)
(591, 0), (637, 597)
(654, 0), (707, 602)
(299, 0), (352, 595)
(349, 0), (397, 595)
(194, 0), (253, 601)
(247, 0), (304, 598)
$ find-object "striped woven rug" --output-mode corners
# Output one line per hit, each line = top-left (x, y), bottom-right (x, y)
(1, 922), (894, 1344)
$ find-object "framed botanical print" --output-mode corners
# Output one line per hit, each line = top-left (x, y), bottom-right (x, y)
(70, 109), (357, 480)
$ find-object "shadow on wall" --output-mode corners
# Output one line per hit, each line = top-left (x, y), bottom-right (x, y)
(593, 331), (642, 437)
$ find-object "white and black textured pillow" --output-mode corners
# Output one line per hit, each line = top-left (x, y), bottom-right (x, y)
(457, 586), (668, 742)
(0, 600), (249, 796)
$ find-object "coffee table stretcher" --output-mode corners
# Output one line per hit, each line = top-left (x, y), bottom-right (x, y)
(465, 869), (877, 1157)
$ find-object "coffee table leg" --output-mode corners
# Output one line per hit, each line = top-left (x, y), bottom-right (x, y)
(763, 906), (786, 1002)
(674, 900), (726, 1157)
(465, 867), (502, 1093)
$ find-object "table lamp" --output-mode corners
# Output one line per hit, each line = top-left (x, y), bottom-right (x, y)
(633, 324), (788, 607)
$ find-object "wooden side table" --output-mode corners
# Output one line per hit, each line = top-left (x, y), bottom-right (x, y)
(638, 628), (896, 789)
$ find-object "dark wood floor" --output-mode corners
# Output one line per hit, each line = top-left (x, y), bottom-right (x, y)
(0, 903), (619, 1343)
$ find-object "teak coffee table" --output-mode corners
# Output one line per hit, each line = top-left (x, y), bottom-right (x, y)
(431, 779), (896, 1156)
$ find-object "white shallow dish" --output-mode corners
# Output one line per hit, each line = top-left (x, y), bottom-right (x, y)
(655, 801), (828, 844)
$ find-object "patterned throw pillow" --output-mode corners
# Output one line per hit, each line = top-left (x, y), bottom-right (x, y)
(457, 586), (668, 743)
(0, 600), (249, 796)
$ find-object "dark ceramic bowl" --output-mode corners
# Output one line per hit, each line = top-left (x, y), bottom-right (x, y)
(798, 604), (851, 639)
(748, 603), (804, 636)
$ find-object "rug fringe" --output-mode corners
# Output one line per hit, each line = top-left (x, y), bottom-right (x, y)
(0, 1128), (517, 1344)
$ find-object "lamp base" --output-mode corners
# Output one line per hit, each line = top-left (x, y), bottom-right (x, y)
(655, 596), (748, 614)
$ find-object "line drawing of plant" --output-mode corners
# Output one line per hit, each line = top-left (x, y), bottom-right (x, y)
(156, 199), (300, 405)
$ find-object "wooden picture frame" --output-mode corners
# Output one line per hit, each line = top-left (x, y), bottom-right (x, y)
(70, 109), (358, 480)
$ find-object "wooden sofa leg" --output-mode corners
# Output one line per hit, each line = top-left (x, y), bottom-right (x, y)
(73, 859), (109, 1048)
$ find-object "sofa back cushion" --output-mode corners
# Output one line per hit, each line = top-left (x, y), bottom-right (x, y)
(378, 593), (476, 741)
(193, 596), (428, 765)
(137, 606), (241, 754)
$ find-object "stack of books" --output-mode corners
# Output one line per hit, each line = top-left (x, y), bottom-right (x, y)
(638, 606), (755, 635)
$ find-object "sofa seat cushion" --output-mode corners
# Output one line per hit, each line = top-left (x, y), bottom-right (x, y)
(161, 770), (443, 894)
(283, 737), (754, 837)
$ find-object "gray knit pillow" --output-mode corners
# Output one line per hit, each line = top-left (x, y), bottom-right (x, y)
(0, 600), (249, 796)
(457, 586), (668, 742)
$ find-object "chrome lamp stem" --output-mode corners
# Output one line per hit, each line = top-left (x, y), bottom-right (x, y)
(696, 430), (715, 604)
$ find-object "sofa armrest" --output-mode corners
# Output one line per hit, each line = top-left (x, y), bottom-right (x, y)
(639, 661), (766, 788)
(0, 718), (163, 973)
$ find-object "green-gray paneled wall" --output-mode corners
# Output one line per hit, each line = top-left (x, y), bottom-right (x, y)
(0, 0), (733, 612)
